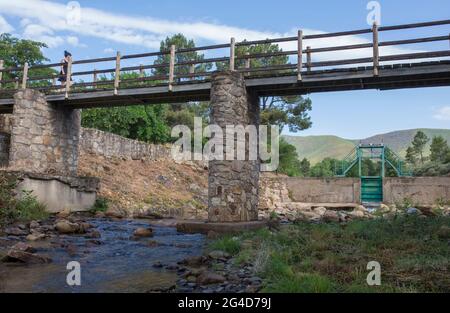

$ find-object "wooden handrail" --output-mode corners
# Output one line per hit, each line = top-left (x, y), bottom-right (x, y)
(0, 19), (448, 95)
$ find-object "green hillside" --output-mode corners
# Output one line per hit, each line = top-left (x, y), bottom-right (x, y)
(283, 128), (450, 164)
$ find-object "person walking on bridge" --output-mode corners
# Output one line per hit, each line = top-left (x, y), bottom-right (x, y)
(58, 50), (72, 86)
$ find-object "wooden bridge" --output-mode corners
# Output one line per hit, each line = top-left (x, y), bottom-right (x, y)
(0, 19), (450, 113)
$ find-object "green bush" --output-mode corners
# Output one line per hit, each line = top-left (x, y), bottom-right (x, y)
(15, 190), (48, 222)
(208, 235), (241, 255)
(90, 197), (109, 213)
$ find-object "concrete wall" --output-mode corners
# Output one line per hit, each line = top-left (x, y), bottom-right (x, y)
(80, 128), (171, 160)
(14, 172), (99, 213)
(264, 176), (449, 206)
(383, 177), (450, 205)
(284, 177), (360, 203)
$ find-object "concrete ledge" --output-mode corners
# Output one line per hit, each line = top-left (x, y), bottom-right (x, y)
(0, 170), (99, 213)
(176, 220), (266, 235)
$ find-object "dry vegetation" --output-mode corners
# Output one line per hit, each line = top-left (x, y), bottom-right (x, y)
(78, 153), (209, 218)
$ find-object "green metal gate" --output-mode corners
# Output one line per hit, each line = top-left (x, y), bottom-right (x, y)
(361, 177), (383, 203)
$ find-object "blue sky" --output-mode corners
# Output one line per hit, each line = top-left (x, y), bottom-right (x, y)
(0, 0), (449, 139)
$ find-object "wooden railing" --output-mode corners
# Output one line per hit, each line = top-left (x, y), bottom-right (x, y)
(0, 19), (449, 98)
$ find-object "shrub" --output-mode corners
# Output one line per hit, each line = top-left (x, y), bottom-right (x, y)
(90, 197), (109, 213)
(15, 190), (48, 222)
(209, 235), (241, 255)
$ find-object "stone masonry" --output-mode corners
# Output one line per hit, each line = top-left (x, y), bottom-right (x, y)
(9, 89), (80, 176)
(208, 71), (260, 222)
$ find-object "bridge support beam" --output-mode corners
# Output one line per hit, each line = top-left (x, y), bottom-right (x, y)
(9, 89), (80, 176)
(208, 71), (260, 223)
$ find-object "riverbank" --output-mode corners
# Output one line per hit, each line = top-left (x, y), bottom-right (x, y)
(204, 215), (450, 293)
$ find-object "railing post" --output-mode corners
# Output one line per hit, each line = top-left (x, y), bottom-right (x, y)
(306, 46), (312, 73)
(114, 51), (121, 95)
(52, 76), (56, 87)
(65, 57), (72, 98)
(0, 60), (3, 89)
(245, 52), (250, 77)
(297, 30), (303, 81)
(372, 22), (380, 77)
(139, 64), (145, 85)
(168, 44), (175, 92)
(230, 37), (236, 71)
(189, 63), (195, 81)
(93, 69), (97, 89)
(21, 62), (29, 89)
(14, 77), (19, 90)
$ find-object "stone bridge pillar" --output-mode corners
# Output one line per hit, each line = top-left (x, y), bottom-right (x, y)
(9, 89), (80, 176)
(208, 71), (260, 222)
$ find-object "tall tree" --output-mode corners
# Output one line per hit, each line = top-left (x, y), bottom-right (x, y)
(299, 158), (311, 176)
(277, 138), (303, 177)
(411, 131), (429, 165)
(430, 136), (449, 163)
(153, 34), (212, 78)
(405, 146), (417, 165)
(0, 33), (56, 87)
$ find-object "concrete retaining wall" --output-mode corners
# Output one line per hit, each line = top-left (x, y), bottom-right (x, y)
(264, 176), (449, 206)
(14, 172), (99, 213)
(284, 177), (361, 203)
(383, 177), (450, 205)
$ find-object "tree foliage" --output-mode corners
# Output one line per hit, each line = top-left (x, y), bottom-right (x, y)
(430, 136), (449, 163)
(0, 33), (56, 86)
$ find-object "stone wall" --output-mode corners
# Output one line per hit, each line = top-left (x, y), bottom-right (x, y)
(80, 128), (171, 160)
(383, 177), (450, 205)
(208, 71), (260, 222)
(9, 89), (80, 176)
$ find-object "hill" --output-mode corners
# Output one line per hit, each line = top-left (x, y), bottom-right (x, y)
(283, 128), (450, 164)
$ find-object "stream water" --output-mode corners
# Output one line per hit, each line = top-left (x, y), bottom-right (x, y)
(0, 218), (205, 293)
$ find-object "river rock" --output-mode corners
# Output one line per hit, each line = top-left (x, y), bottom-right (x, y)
(26, 232), (46, 241)
(11, 242), (36, 253)
(3, 249), (52, 264)
(133, 227), (153, 237)
(323, 210), (340, 223)
(57, 208), (71, 218)
(4, 227), (28, 236)
(179, 255), (207, 267)
(348, 210), (365, 219)
(313, 206), (327, 216)
(55, 221), (80, 234)
(208, 250), (230, 259)
(105, 208), (126, 219)
(196, 272), (226, 285)
(406, 208), (421, 215)
(85, 230), (101, 239)
(29, 221), (40, 229)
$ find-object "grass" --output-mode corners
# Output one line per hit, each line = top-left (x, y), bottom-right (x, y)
(1, 172), (48, 226)
(89, 197), (109, 213)
(209, 216), (450, 293)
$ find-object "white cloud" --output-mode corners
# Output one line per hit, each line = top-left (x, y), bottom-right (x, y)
(22, 23), (64, 48)
(103, 47), (114, 54)
(66, 35), (86, 47)
(0, 0), (423, 60)
(0, 14), (14, 33)
(433, 106), (450, 121)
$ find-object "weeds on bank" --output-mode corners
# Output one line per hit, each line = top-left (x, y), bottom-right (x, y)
(209, 216), (450, 293)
